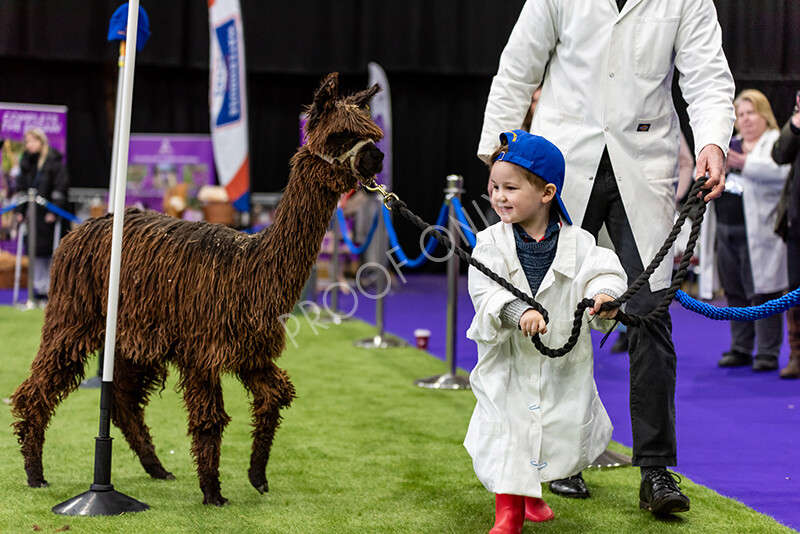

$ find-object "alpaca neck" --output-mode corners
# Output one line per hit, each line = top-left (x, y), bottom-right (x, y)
(257, 153), (340, 314)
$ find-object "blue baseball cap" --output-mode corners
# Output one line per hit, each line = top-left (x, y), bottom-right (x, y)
(493, 129), (572, 225)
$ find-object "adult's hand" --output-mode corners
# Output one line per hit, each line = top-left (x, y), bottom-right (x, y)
(696, 144), (726, 202)
(792, 93), (800, 129)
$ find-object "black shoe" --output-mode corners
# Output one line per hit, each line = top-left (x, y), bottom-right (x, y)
(752, 355), (779, 372)
(610, 332), (628, 354)
(639, 469), (690, 515)
(717, 350), (752, 367)
(548, 472), (590, 499)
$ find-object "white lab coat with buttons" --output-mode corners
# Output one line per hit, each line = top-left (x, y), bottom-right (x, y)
(478, 0), (736, 292)
(464, 221), (627, 497)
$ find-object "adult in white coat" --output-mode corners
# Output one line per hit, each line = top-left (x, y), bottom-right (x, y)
(477, 0), (736, 515)
(711, 89), (789, 371)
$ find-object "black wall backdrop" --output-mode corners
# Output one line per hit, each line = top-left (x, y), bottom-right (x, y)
(1, 1), (798, 268)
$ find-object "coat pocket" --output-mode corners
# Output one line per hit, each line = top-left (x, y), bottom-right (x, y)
(634, 17), (680, 77)
(634, 111), (680, 181)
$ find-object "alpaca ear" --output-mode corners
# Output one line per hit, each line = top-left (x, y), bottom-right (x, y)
(307, 72), (339, 130)
(352, 83), (381, 109)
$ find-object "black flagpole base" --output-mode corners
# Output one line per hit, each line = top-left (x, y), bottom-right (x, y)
(52, 484), (149, 516)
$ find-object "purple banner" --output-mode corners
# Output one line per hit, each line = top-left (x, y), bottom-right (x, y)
(0, 102), (68, 157)
(126, 134), (216, 211)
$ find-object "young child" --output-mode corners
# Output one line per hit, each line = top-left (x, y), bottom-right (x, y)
(465, 130), (627, 533)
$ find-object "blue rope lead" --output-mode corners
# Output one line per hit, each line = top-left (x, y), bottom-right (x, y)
(383, 202), (449, 268)
(450, 197), (477, 248)
(0, 202), (19, 216)
(336, 208), (380, 255)
(675, 288), (800, 321)
(40, 200), (83, 224)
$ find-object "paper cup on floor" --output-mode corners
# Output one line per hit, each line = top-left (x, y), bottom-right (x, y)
(414, 329), (431, 350)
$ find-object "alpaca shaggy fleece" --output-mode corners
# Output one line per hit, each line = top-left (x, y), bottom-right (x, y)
(10, 72), (384, 506)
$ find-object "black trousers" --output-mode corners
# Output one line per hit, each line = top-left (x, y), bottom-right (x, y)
(581, 169), (677, 467)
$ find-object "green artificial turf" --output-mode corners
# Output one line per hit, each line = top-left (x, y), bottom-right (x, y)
(0, 306), (795, 533)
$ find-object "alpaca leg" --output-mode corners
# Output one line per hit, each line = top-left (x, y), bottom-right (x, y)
(10, 344), (90, 488)
(110, 358), (174, 480)
(181, 371), (231, 506)
(242, 363), (296, 494)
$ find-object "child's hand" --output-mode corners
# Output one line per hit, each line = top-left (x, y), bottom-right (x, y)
(519, 309), (547, 336)
(590, 293), (618, 319)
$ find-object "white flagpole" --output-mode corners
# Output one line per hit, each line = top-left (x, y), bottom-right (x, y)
(102, 2), (138, 382)
(52, 0), (149, 517)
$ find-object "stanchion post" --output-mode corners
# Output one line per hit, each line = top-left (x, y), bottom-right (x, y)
(53, 217), (62, 254)
(13, 220), (25, 305)
(320, 211), (345, 324)
(24, 188), (37, 308)
(414, 175), (470, 389)
(355, 192), (406, 349)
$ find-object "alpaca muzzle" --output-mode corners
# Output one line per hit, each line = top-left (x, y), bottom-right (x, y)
(314, 139), (377, 178)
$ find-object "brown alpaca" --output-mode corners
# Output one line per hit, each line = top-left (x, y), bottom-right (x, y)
(10, 73), (384, 506)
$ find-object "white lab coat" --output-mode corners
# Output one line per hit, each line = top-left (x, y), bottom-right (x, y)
(697, 129), (790, 298)
(478, 0), (736, 292)
(464, 221), (627, 497)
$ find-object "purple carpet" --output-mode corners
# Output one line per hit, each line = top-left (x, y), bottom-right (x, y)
(314, 273), (799, 531)
(4, 275), (798, 529)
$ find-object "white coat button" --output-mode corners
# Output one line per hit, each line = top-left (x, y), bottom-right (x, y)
(530, 375), (539, 384)
(540, 472), (549, 481)
(532, 422), (540, 430)
(589, 175), (594, 181)
(604, 126), (609, 132)
(609, 72), (615, 78)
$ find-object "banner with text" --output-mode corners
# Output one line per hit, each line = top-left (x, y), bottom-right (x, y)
(126, 133), (215, 211)
(0, 103), (68, 184)
(209, 0), (249, 211)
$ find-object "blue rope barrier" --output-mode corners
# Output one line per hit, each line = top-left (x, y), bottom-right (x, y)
(0, 202), (18, 216)
(450, 197), (477, 248)
(383, 202), (449, 268)
(336, 208), (380, 255)
(242, 223), (268, 234)
(675, 288), (800, 321)
(40, 200), (83, 224)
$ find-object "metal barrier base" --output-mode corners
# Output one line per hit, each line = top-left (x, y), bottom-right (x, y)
(587, 448), (632, 469)
(414, 373), (471, 390)
(354, 334), (407, 349)
(318, 312), (350, 325)
(15, 299), (45, 311)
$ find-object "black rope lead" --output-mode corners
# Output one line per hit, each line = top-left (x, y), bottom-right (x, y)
(387, 177), (710, 358)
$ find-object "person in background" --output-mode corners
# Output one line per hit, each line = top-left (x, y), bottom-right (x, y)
(466, 130), (627, 532)
(477, 0), (735, 515)
(714, 89), (790, 371)
(13, 128), (69, 299)
(772, 91), (800, 378)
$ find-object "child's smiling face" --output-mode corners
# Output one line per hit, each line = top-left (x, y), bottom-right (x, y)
(490, 161), (552, 231)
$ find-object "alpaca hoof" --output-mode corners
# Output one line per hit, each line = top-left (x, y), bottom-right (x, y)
(203, 495), (229, 507)
(28, 479), (49, 488)
(249, 471), (269, 494)
(147, 466), (175, 480)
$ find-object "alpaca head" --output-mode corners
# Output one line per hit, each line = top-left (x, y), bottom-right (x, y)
(304, 72), (385, 193)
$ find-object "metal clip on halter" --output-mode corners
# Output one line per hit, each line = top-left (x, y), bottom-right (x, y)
(360, 176), (399, 210)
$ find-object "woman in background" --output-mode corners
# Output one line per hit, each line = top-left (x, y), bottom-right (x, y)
(14, 128), (69, 299)
(715, 90), (790, 371)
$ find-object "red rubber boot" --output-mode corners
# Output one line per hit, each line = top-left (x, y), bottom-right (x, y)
(524, 497), (554, 522)
(489, 494), (525, 534)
